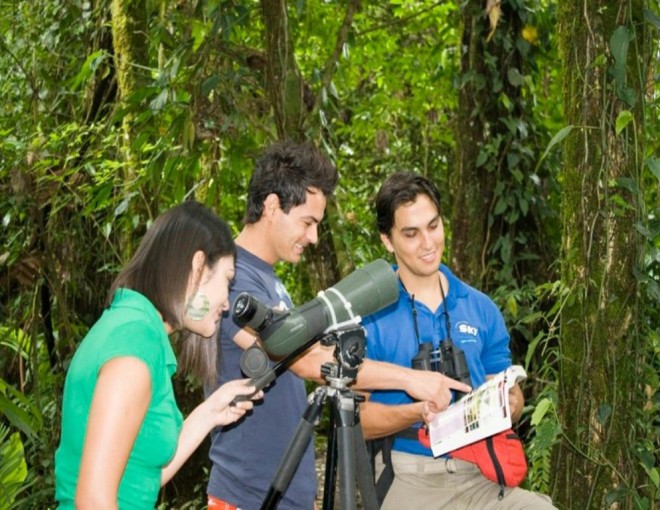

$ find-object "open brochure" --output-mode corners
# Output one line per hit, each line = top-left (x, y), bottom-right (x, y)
(428, 365), (527, 457)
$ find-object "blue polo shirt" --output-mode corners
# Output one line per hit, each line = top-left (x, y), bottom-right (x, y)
(361, 264), (511, 457)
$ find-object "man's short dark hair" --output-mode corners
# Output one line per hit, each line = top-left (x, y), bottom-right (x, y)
(376, 172), (442, 235)
(244, 140), (338, 224)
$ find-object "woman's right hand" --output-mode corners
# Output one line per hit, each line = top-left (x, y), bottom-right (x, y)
(161, 378), (264, 485)
(206, 379), (263, 427)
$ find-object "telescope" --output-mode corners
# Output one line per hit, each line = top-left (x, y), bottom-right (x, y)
(235, 260), (398, 510)
(232, 259), (399, 358)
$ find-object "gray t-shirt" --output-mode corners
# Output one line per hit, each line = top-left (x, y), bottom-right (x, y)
(207, 246), (316, 509)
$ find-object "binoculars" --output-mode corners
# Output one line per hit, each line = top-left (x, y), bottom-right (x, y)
(411, 340), (472, 399)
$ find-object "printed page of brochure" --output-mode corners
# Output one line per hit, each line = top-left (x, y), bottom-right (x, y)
(428, 365), (527, 457)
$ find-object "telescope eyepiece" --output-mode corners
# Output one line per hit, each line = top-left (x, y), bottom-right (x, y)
(232, 292), (273, 331)
(232, 293), (252, 321)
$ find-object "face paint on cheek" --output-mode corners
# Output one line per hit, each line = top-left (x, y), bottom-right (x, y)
(186, 293), (210, 321)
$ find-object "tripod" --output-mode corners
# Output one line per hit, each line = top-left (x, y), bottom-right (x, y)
(260, 327), (379, 510)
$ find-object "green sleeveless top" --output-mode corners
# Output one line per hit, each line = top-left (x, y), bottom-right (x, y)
(55, 289), (183, 509)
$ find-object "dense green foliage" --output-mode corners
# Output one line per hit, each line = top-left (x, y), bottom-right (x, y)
(1, 0), (658, 508)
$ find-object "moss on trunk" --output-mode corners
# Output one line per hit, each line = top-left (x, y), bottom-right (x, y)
(110, 0), (150, 258)
(554, 1), (646, 507)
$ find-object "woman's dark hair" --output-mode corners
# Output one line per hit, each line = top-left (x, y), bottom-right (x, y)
(108, 201), (235, 385)
(376, 172), (442, 235)
(243, 140), (338, 224)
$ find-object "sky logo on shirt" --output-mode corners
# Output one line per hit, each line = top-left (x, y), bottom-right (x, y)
(275, 280), (291, 309)
(456, 321), (478, 342)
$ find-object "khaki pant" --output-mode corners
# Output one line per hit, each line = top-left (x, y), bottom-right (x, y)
(375, 450), (556, 510)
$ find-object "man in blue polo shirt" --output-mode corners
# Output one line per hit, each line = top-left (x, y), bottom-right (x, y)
(359, 172), (556, 509)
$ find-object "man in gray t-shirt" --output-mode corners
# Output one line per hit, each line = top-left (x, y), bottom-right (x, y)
(208, 246), (317, 509)
(206, 141), (469, 510)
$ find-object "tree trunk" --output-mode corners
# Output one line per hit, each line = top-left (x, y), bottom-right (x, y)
(554, 1), (646, 507)
(452, 1), (492, 283)
(260, 0), (341, 289)
(261, 0), (307, 141)
(111, 0), (148, 102)
(111, 0), (149, 258)
(452, 0), (535, 289)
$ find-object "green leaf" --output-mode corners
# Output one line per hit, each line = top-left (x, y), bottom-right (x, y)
(131, 131), (150, 152)
(494, 196), (508, 215)
(183, 116), (195, 151)
(645, 157), (660, 182)
(328, 80), (339, 100)
(507, 67), (525, 87)
(191, 20), (209, 52)
(506, 295), (518, 318)
(646, 277), (660, 302)
(604, 489), (627, 506)
(649, 468), (660, 488)
(114, 192), (137, 217)
(0, 428), (28, 509)
(537, 125), (573, 169)
(615, 110), (633, 135)
(597, 403), (612, 424)
(613, 177), (638, 194)
(502, 116), (517, 134)
(499, 93), (513, 112)
(644, 9), (660, 31)
(531, 398), (552, 426)
(0, 381), (40, 437)
(617, 86), (637, 108)
(511, 168), (524, 184)
(0, 431), (27, 486)
(649, 469), (660, 487)
(591, 54), (607, 68)
(69, 50), (106, 90)
(524, 330), (545, 369)
(201, 75), (220, 96)
(637, 449), (656, 472)
(608, 63), (626, 85)
(609, 26), (630, 66)
(476, 150), (488, 167)
(506, 152), (520, 170)
(531, 419), (561, 451)
(634, 220), (652, 238)
(149, 88), (169, 111)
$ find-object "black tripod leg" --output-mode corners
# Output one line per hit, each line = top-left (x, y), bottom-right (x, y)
(261, 387), (326, 510)
(322, 406), (337, 510)
(335, 392), (358, 510)
(352, 422), (380, 510)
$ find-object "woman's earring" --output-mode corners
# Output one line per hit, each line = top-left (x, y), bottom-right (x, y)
(186, 293), (210, 321)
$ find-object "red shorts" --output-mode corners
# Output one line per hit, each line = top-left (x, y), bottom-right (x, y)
(207, 494), (240, 510)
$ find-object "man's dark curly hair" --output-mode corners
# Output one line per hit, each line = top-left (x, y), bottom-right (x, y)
(243, 140), (338, 224)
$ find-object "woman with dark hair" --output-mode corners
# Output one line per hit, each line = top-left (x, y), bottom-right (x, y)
(55, 201), (262, 509)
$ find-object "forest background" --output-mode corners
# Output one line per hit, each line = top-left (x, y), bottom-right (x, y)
(0, 0), (658, 509)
